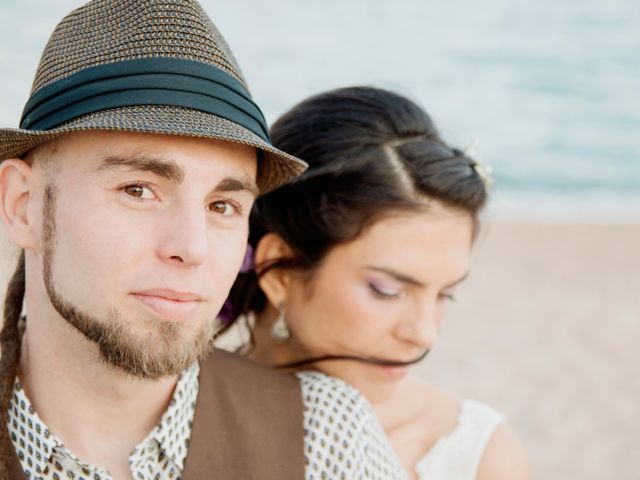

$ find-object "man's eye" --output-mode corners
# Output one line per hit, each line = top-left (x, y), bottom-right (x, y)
(209, 200), (238, 216)
(123, 184), (155, 199)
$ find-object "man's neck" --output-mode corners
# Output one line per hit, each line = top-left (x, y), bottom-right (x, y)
(18, 312), (178, 476)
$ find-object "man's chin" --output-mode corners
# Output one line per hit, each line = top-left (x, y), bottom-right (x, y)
(95, 331), (213, 380)
(62, 305), (214, 379)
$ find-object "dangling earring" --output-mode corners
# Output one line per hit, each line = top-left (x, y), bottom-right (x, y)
(271, 303), (291, 342)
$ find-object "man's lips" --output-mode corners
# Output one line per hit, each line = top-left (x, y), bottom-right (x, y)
(131, 289), (203, 322)
(134, 288), (203, 301)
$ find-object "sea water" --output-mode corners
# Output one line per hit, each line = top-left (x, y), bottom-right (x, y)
(1, 0), (638, 222)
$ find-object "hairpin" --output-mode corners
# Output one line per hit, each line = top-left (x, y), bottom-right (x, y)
(464, 138), (494, 190)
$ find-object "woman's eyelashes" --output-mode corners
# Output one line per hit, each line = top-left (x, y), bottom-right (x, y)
(367, 277), (459, 304)
(368, 280), (402, 299)
(438, 288), (458, 302)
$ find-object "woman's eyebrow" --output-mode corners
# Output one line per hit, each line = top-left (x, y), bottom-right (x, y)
(364, 266), (424, 287)
(365, 266), (470, 289)
(97, 155), (185, 183)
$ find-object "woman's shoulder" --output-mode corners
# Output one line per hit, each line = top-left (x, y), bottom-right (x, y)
(410, 382), (529, 480)
(476, 421), (529, 480)
(454, 398), (529, 480)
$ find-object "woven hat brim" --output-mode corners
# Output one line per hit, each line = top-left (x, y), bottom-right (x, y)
(0, 105), (306, 193)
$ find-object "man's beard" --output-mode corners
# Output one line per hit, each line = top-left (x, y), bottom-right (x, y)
(41, 184), (216, 379)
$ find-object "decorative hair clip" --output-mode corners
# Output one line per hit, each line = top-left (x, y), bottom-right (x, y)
(464, 138), (494, 190)
(472, 160), (494, 190)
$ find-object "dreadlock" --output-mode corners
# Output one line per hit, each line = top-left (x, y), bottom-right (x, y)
(0, 140), (61, 474)
(0, 251), (25, 475)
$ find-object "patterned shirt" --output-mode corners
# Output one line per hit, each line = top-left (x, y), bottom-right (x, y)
(9, 365), (405, 480)
(297, 371), (407, 480)
(9, 363), (199, 480)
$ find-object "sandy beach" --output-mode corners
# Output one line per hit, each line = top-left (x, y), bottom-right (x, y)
(1, 221), (638, 479)
(416, 221), (640, 480)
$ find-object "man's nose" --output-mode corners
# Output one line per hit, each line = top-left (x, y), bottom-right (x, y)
(156, 201), (209, 267)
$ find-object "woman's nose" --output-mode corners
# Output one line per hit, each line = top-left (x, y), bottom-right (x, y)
(396, 304), (440, 349)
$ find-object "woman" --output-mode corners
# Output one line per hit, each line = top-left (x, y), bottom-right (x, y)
(223, 87), (529, 479)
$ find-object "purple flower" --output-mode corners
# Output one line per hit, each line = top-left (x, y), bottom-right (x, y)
(218, 298), (236, 325)
(217, 244), (255, 325)
(240, 244), (255, 273)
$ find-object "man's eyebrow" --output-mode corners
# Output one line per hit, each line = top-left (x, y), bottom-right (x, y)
(214, 177), (259, 198)
(365, 267), (470, 289)
(97, 155), (185, 183)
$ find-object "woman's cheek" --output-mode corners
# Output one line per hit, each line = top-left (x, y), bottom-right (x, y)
(339, 284), (388, 330)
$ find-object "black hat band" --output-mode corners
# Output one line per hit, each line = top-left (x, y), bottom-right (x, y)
(20, 57), (270, 142)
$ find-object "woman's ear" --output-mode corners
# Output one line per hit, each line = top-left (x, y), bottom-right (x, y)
(255, 233), (296, 308)
(0, 159), (38, 250)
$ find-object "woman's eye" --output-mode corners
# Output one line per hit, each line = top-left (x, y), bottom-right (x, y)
(369, 282), (401, 299)
(209, 200), (238, 216)
(123, 184), (155, 200)
(439, 291), (457, 303)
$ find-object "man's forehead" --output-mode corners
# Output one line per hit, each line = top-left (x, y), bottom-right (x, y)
(45, 131), (257, 178)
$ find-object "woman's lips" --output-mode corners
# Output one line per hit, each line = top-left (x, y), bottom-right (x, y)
(132, 290), (202, 322)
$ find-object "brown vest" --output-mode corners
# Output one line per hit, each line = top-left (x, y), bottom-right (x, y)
(6, 349), (305, 479)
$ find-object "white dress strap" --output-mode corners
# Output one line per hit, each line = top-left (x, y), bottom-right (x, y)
(415, 399), (504, 480)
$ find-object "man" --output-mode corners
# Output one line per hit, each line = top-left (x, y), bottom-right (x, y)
(0, 1), (405, 479)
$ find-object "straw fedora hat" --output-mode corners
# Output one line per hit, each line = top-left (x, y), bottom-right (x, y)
(0, 0), (307, 193)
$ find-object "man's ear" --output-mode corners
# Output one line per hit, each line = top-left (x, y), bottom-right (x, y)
(254, 233), (296, 308)
(0, 159), (38, 250)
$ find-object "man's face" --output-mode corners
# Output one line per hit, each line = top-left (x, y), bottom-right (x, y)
(35, 131), (257, 379)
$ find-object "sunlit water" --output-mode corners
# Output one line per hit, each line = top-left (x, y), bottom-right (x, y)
(1, 0), (638, 221)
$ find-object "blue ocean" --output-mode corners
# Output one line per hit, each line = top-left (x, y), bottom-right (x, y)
(1, 0), (638, 221)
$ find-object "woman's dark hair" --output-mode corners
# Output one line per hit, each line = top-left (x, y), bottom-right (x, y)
(223, 86), (488, 329)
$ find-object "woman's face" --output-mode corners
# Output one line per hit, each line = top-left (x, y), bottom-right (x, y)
(283, 204), (474, 403)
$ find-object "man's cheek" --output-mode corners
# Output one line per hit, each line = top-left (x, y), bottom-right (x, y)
(208, 243), (245, 286)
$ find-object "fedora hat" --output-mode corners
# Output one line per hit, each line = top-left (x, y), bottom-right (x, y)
(0, 0), (306, 193)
